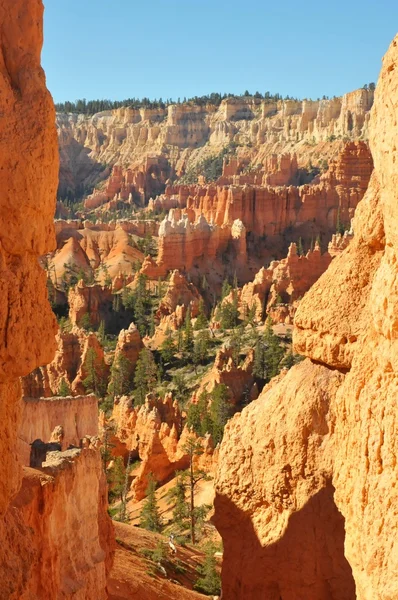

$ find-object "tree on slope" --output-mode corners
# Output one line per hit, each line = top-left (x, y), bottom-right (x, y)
(140, 473), (162, 533)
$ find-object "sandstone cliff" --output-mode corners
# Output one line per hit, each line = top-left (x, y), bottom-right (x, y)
(14, 449), (114, 600)
(214, 36), (398, 600)
(0, 3), (114, 598)
(57, 89), (374, 199)
(23, 326), (108, 398)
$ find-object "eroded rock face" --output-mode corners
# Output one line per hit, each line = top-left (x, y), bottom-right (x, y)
(113, 322), (143, 371)
(215, 361), (355, 599)
(234, 242), (333, 322)
(14, 450), (114, 600)
(214, 36), (398, 600)
(51, 223), (144, 286)
(0, 0), (58, 534)
(18, 395), (99, 466)
(158, 141), (372, 241)
(0, 3), (114, 597)
(23, 326), (108, 397)
(111, 393), (217, 502)
(57, 90), (374, 200)
(197, 347), (257, 406)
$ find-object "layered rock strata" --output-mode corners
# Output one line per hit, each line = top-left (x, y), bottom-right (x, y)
(18, 395), (99, 466)
(57, 89), (374, 198)
(23, 326), (108, 398)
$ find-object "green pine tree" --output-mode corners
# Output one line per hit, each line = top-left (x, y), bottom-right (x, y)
(194, 543), (221, 596)
(160, 328), (176, 364)
(193, 330), (211, 366)
(166, 473), (189, 532)
(134, 348), (158, 405)
(133, 273), (150, 337)
(297, 237), (304, 256)
(108, 354), (132, 400)
(221, 278), (231, 300)
(140, 474), (162, 532)
(253, 318), (284, 383)
(79, 312), (91, 331)
(97, 319), (106, 344)
(181, 437), (211, 544)
(108, 456), (125, 503)
(210, 384), (230, 445)
(58, 377), (71, 397)
(183, 307), (194, 355)
(194, 299), (208, 330)
(82, 347), (106, 398)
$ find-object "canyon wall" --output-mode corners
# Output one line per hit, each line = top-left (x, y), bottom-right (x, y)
(214, 36), (398, 600)
(0, 2), (114, 598)
(18, 395), (99, 466)
(56, 89), (374, 198)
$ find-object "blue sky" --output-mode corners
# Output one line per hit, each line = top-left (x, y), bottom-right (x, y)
(43, 1), (398, 104)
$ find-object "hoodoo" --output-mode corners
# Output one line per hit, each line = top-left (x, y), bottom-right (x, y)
(1, 2), (396, 599)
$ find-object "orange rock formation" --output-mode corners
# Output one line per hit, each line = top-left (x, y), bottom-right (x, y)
(18, 395), (99, 466)
(197, 348), (257, 406)
(51, 223), (144, 287)
(236, 242), (332, 322)
(23, 326), (108, 397)
(162, 141), (372, 240)
(214, 36), (398, 600)
(111, 393), (217, 502)
(57, 89), (374, 202)
(0, 4), (114, 597)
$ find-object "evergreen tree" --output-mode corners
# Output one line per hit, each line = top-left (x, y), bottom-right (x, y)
(79, 312), (92, 331)
(134, 293), (147, 337)
(157, 277), (164, 298)
(109, 354), (132, 400)
(172, 373), (189, 408)
(112, 293), (121, 313)
(229, 326), (243, 363)
(221, 278), (231, 300)
(101, 422), (116, 472)
(186, 391), (211, 437)
(210, 384), (230, 445)
(253, 318), (284, 383)
(177, 328), (183, 352)
(183, 307), (194, 355)
(133, 273), (150, 337)
(297, 237), (304, 256)
(58, 378), (71, 397)
(181, 437), (211, 544)
(160, 328), (176, 364)
(134, 347), (158, 405)
(219, 297), (239, 329)
(109, 456), (126, 503)
(166, 473), (189, 531)
(97, 319), (106, 344)
(193, 330), (211, 366)
(82, 347), (106, 398)
(244, 303), (257, 327)
(194, 543), (221, 596)
(200, 274), (208, 292)
(253, 337), (267, 380)
(149, 309), (155, 337)
(140, 473), (162, 532)
(194, 299), (208, 330)
(263, 318), (284, 379)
